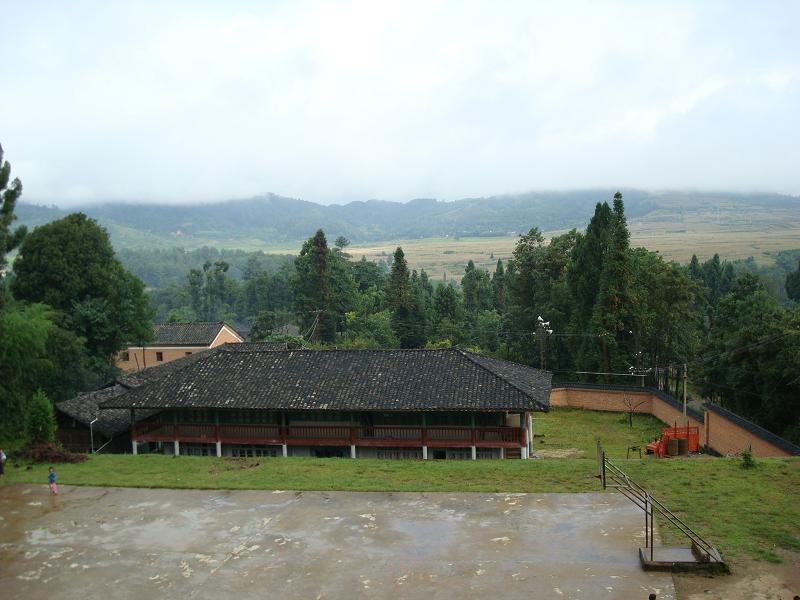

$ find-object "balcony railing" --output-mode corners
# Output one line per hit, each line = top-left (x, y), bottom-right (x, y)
(133, 422), (525, 448)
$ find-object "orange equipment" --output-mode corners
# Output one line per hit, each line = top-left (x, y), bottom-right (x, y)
(646, 426), (700, 458)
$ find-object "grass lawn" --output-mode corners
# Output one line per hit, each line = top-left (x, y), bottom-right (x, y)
(534, 407), (664, 458)
(2, 407), (798, 565)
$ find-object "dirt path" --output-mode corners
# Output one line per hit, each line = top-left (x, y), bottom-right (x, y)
(675, 551), (800, 600)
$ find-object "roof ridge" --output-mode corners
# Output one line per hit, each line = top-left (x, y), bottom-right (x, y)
(456, 349), (548, 410)
(219, 346), (460, 354)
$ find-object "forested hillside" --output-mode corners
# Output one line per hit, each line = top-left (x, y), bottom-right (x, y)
(16, 189), (799, 248)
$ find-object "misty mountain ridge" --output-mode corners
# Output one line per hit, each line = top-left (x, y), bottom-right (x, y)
(15, 189), (799, 250)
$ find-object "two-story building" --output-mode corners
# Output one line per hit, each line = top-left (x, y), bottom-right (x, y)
(116, 321), (244, 372)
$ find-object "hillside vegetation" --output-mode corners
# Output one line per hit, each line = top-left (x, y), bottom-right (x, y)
(17, 190), (800, 257)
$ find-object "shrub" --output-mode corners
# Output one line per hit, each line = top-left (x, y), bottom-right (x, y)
(22, 443), (87, 463)
(25, 389), (56, 445)
(741, 447), (756, 469)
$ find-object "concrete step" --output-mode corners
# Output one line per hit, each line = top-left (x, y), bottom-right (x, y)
(639, 547), (728, 573)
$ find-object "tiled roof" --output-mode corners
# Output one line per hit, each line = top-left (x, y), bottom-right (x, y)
(56, 385), (140, 438)
(144, 322), (242, 346)
(101, 346), (551, 412)
(117, 347), (219, 388)
(56, 349), (221, 436)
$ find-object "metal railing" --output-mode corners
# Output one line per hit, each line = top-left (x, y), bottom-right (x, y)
(596, 440), (723, 564)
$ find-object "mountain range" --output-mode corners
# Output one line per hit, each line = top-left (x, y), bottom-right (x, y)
(15, 189), (800, 250)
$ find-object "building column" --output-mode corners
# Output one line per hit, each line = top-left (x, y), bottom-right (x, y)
(282, 444), (288, 457)
(216, 441), (222, 457)
(471, 446), (477, 460)
(130, 408), (137, 455)
(421, 413), (428, 460)
(500, 447), (505, 460)
(174, 440), (180, 456)
(350, 445), (357, 459)
(520, 445), (528, 459)
(528, 414), (534, 455)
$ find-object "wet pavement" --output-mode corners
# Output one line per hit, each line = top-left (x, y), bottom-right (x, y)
(0, 485), (674, 599)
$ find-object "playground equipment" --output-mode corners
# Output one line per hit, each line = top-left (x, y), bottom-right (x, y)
(646, 426), (700, 457)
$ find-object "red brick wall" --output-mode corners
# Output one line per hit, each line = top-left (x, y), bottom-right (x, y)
(549, 387), (653, 413)
(551, 386), (793, 458)
(705, 410), (790, 457)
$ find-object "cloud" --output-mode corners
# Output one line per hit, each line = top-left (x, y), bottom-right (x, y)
(0, 0), (798, 205)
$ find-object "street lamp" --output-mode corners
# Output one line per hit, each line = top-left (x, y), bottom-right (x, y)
(536, 316), (553, 370)
(89, 418), (98, 454)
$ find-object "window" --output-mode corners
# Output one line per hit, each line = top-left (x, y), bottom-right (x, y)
(228, 445), (279, 458)
(376, 448), (423, 460)
(182, 444), (215, 456)
(156, 351), (164, 362)
(121, 351), (130, 361)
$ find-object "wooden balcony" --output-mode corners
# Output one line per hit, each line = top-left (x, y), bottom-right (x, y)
(133, 422), (526, 448)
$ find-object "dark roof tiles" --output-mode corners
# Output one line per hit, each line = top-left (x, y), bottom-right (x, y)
(101, 346), (551, 412)
(147, 322), (241, 346)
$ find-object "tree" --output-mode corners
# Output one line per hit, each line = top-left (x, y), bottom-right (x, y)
(786, 261), (800, 302)
(386, 248), (425, 347)
(696, 274), (800, 442)
(240, 256), (271, 321)
(11, 214), (153, 366)
(352, 256), (386, 292)
(431, 282), (465, 343)
(590, 192), (633, 377)
(0, 303), (53, 438)
(249, 310), (276, 341)
(492, 259), (507, 312)
(474, 309), (502, 351)
(461, 260), (494, 314)
(291, 230), (336, 342)
(26, 389), (56, 445)
(0, 143), (26, 312)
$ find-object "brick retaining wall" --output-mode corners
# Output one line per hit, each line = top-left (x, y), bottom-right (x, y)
(550, 384), (799, 458)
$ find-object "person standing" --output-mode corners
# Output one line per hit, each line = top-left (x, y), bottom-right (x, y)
(0, 448), (6, 477)
(48, 466), (58, 495)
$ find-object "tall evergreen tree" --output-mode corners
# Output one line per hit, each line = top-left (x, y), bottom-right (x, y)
(492, 259), (506, 312)
(0, 143), (26, 312)
(386, 247), (425, 347)
(590, 192), (633, 377)
(292, 230), (335, 342)
(461, 260), (493, 314)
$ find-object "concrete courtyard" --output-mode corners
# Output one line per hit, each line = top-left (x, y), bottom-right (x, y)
(0, 485), (674, 599)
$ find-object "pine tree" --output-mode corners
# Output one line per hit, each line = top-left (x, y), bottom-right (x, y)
(292, 230), (335, 342)
(386, 248), (425, 347)
(492, 259), (506, 312)
(590, 192), (633, 377)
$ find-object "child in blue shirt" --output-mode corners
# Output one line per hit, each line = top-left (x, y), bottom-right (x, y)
(48, 467), (58, 495)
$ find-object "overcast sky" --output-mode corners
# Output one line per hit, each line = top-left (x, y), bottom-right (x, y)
(1, 1), (798, 206)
